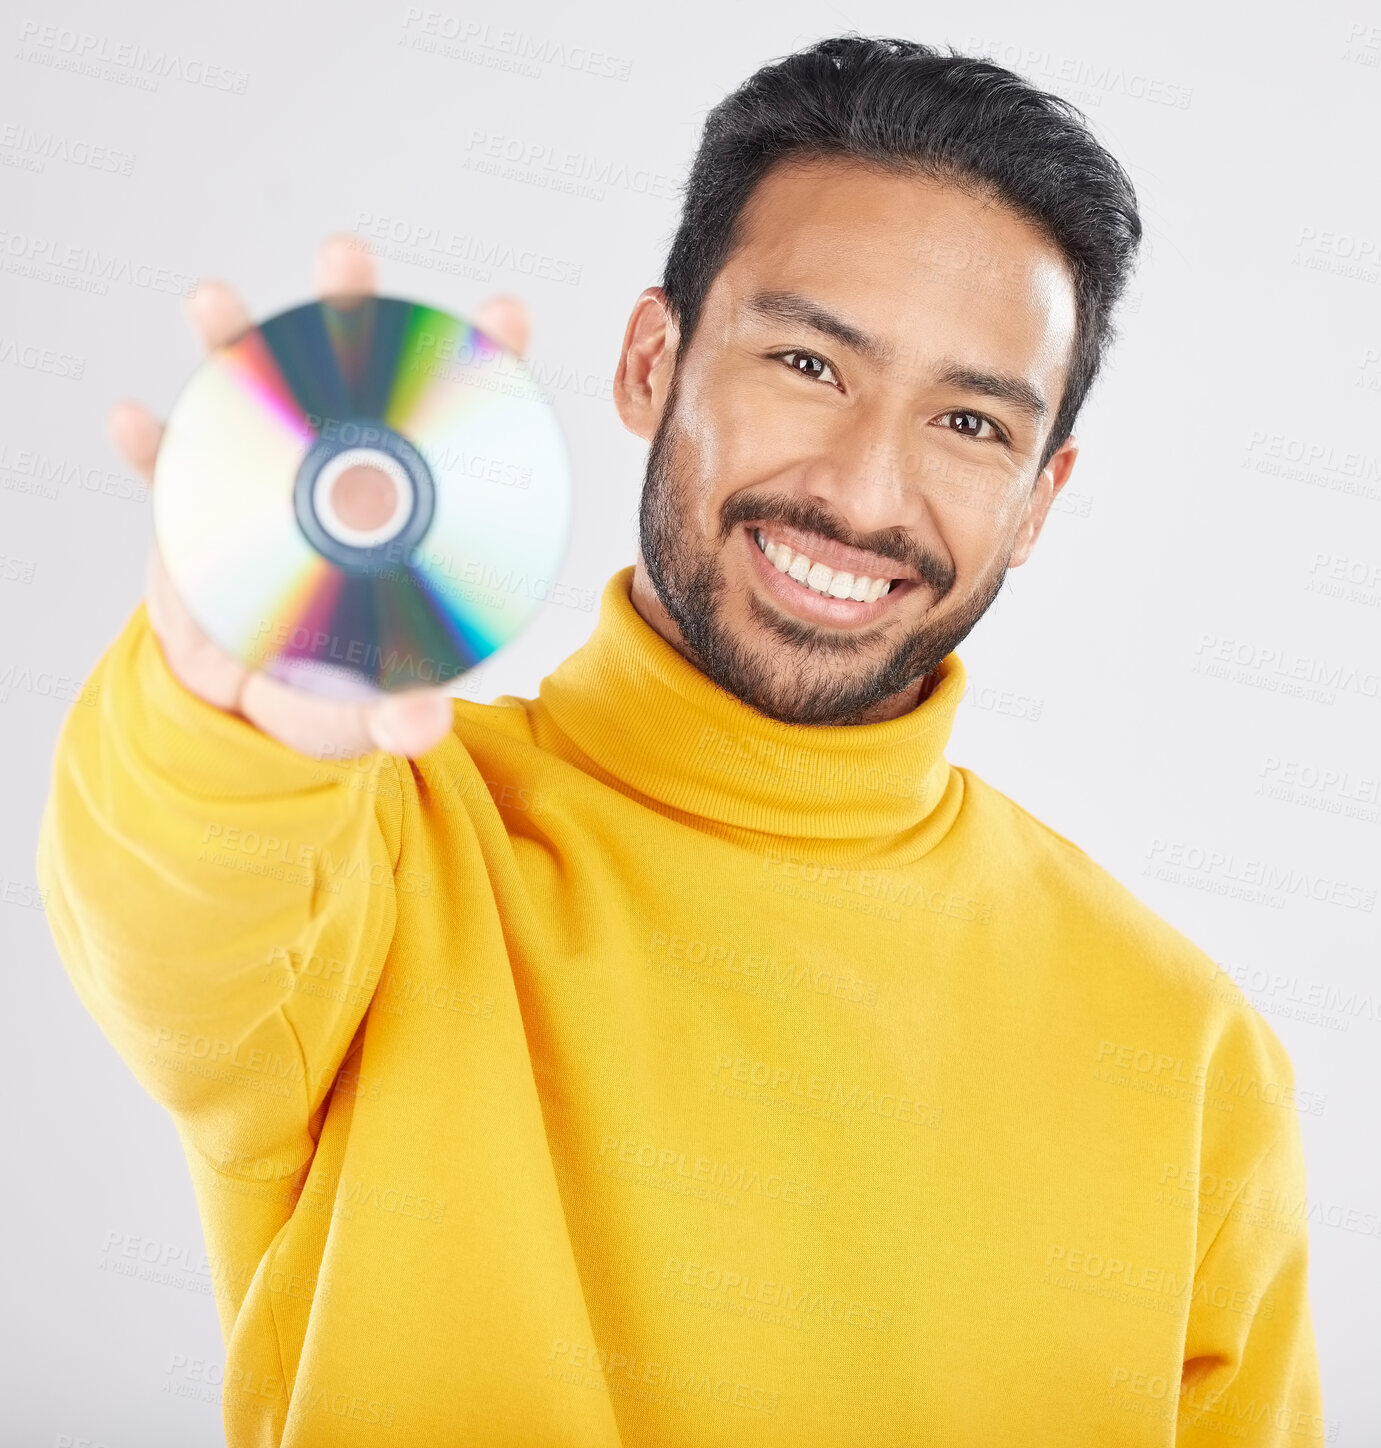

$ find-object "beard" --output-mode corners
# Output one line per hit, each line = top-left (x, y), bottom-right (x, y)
(637, 380), (1014, 727)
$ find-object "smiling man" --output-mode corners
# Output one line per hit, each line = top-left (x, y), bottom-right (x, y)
(38, 34), (1321, 1448)
(629, 157), (1077, 727)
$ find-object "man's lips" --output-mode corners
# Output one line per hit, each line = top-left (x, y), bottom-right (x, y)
(741, 523), (919, 625)
(746, 519), (919, 583)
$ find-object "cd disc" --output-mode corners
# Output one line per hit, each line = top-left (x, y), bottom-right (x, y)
(152, 294), (573, 698)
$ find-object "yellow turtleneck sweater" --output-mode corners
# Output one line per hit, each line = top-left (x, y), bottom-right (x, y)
(38, 565), (1321, 1446)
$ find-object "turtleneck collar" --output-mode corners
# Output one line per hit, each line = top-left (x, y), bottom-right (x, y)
(534, 566), (967, 865)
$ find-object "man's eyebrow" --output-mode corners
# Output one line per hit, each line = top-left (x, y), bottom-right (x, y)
(743, 289), (1049, 424)
(932, 360), (1049, 424)
(744, 290), (893, 366)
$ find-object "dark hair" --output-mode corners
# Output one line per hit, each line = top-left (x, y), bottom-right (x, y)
(660, 35), (1143, 473)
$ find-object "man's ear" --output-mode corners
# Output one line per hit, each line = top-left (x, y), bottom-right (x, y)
(1008, 434), (1078, 568)
(614, 287), (680, 441)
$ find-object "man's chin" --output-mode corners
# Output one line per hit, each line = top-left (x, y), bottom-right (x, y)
(688, 609), (915, 726)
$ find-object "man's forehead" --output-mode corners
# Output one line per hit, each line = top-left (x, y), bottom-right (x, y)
(723, 162), (1073, 311)
(735, 158), (1035, 249)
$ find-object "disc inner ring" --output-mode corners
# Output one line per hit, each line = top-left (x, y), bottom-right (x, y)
(313, 449), (414, 548)
(293, 422), (436, 574)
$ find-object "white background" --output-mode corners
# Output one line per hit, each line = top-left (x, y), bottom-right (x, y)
(2, 0), (1378, 1442)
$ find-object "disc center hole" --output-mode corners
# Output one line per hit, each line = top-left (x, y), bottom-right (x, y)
(330, 464), (399, 532)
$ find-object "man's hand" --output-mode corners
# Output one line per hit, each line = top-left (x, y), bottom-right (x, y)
(109, 235), (532, 760)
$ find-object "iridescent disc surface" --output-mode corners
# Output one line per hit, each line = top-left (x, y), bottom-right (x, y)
(153, 294), (573, 697)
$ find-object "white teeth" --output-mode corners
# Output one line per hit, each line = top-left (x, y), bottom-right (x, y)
(827, 572), (854, 599)
(754, 527), (896, 602)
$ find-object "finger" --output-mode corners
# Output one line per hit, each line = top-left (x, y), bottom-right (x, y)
(186, 279), (253, 353)
(366, 689), (456, 757)
(238, 670), (453, 761)
(149, 532), (454, 759)
(238, 669), (380, 759)
(316, 233), (377, 302)
(471, 294), (531, 359)
(107, 400), (164, 485)
(145, 543), (249, 714)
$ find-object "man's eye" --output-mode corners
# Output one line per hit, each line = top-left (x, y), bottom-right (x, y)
(939, 409), (1006, 443)
(777, 350), (839, 387)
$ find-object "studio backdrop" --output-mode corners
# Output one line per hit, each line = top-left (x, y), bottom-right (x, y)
(2, 0), (1377, 1442)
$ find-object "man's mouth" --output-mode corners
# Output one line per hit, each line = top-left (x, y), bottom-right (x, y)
(748, 524), (913, 600)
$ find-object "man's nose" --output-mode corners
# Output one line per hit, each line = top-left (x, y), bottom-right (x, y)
(799, 401), (945, 534)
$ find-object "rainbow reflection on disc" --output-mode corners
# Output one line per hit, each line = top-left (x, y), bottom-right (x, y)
(152, 294), (573, 698)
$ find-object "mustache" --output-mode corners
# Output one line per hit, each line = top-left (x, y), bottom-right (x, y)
(718, 489), (955, 594)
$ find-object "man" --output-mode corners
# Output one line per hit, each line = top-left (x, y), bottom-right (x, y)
(39, 35), (1322, 1447)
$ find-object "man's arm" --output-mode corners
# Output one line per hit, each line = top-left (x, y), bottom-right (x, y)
(37, 602), (411, 1326)
(35, 244), (531, 1341)
(1177, 1083), (1325, 1444)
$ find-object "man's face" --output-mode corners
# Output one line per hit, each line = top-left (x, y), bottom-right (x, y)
(620, 158), (1080, 726)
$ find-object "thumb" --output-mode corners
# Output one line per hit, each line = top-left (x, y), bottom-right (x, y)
(366, 688), (455, 757)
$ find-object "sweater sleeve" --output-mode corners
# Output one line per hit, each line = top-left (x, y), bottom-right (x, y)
(36, 601), (412, 1201)
(1176, 1099), (1325, 1445)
